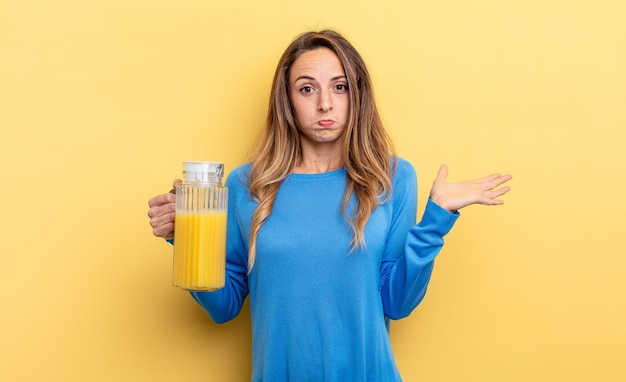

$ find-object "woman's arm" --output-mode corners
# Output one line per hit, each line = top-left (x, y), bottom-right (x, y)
(380, 162), (511, 319)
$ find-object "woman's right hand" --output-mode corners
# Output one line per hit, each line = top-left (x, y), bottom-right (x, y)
(147, 179), (182, 239)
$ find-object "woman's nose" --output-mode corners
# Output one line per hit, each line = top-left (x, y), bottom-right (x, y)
(318, 90), (333, 112)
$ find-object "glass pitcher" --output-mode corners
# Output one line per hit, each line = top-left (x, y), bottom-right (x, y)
(172, 161), (228, 291)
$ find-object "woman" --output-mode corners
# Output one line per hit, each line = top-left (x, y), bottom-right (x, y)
(148, 30), (511, 381)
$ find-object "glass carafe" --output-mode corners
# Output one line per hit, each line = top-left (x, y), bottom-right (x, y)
(172, 161), (228, 291)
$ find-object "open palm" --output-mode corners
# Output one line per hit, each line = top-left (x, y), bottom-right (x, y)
(429, 164), (512, 213)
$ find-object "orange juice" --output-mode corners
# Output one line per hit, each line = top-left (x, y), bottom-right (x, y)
(173, 211), (227, 291)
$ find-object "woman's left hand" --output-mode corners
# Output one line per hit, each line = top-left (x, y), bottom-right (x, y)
(429, 164), (512, 213)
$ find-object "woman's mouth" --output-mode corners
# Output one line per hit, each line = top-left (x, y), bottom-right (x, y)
(318, 120), (335, 127)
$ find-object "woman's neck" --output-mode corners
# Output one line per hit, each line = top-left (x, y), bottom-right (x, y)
(293, 148), (344, 174)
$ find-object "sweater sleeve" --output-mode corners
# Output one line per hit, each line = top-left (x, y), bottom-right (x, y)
(189, 166), (250, 324)
(379, 160), (459, 320)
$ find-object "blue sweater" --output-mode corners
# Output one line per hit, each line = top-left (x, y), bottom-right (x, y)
(190, 157), (458, 381)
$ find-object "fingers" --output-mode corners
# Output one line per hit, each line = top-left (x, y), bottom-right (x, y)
(478, 173), (513, 191)
(475, 172), (507, 184)
(436, 164), (448, 181)
(492, 185), (511, 198)
(462, 169), (512, 207)
(147, 194), (175, 217)
(444, 167), (511, 187)
(148, 181), (179, 239)
(150, 214), (176, 238)
(148, 192), (175, 209)
(148, 202), (176, 238)
(492, 185), (512, 201)
(482, 184), (512, 205)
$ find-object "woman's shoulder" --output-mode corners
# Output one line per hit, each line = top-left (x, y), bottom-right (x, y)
(228, 162), (252, 175)
(225, 163), (252, 190)
(392, 156), (417, 181)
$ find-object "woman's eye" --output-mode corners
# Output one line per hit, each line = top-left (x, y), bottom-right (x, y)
(335, 84), (348, 92)
(299, 86), (314, 94)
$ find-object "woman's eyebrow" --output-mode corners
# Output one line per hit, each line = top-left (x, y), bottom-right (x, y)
(294, 74), (346, 82)
(294, 75), (315, 82)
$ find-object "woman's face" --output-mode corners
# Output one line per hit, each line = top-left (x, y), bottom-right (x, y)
(288, 47), (350, 150)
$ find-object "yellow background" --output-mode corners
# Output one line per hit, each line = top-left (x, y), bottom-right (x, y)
(1, 0), (624, 381)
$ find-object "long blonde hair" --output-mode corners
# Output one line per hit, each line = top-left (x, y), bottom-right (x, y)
(246, 30), (396, 270)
